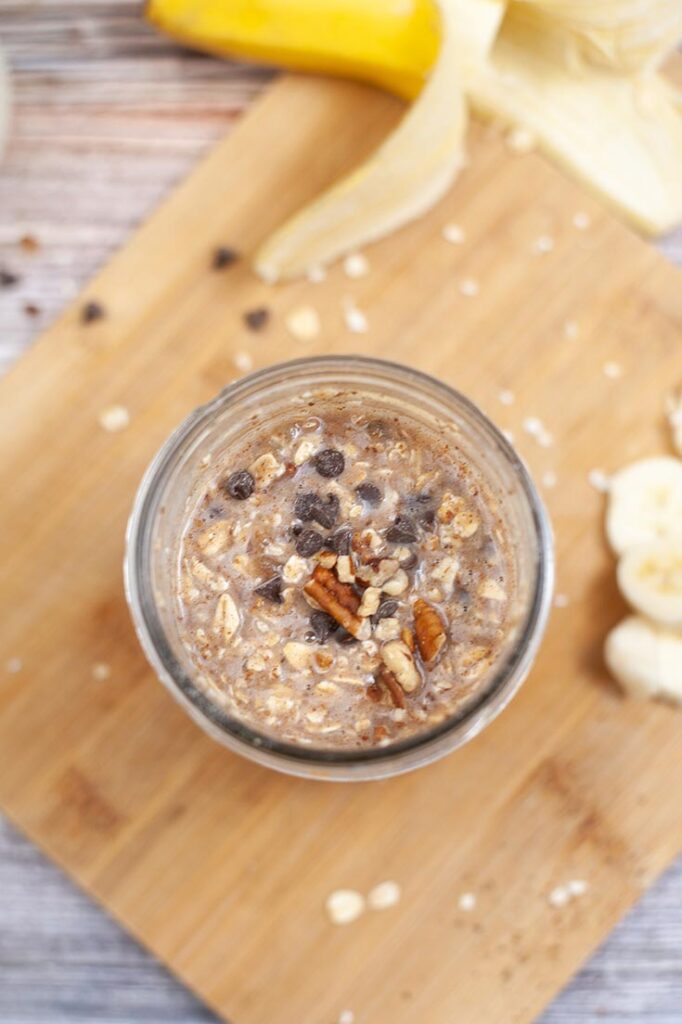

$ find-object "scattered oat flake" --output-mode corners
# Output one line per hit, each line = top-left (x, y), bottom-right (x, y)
(588, 468), (610, 493)
(234, 351), (253, 373)
(98, 405), (130, 433)
(563, 320), (580, 340)
(343, 297), (368, 334)
(343, 252), (369, 279)
(506, 126), (536, 153)
(542, 470), (557, 489)
(554, 593), (569, 608)
(532, 234), (555, 254)
(5, 657), (22, 674)
(338, 1012), (355, 1024)
(458, 892), (477, 911)
(498, 389), (515, 406)
(442, 222), (465, 245)
(459, 277), (479, 297)
(286, 305), (320, 342)
(572, 211), (591, 230)
(91, 662), (111, 681)
(368, 880), (401, 910)
(603, 361), (622, 379)
(326, 889), (365, 925)
(548, 880), (589, 907)
(306, 264), (326, 283)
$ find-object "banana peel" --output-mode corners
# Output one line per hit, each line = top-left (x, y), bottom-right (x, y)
(255, 0), (467, 280)
(147, 0), (439, 100)
(147, 0), (682, 271)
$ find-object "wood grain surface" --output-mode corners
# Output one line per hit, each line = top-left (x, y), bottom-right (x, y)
(1, 5), (682, 1023)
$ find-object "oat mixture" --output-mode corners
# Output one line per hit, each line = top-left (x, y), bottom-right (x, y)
(174, 402), (514, 748)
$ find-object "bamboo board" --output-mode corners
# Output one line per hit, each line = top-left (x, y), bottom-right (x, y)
(1, 73), (682, 1024)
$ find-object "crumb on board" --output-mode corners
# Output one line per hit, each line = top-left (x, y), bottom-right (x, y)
(343, 297), (368, 334)
(368, 880), (401, 910)
(91, 662), (112, 681)
(343, 252), (369, 279)
(286, 305), (321, 342)
(588, 468), (610, 493)
(5, 657), (23, 674)
(458, 892), (477, 911)
(326, 889), (366, 925)
(459, 277), (479, 297)
(442, 222), (466, 245)
(98, 405), (130, 433)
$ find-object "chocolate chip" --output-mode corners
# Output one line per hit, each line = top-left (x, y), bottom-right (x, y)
(329, 526), (352, 554)
(243, 307), (270, 331)
(313, 494), (339, 529)
(222, 469), (254, 500)
(309, 611), (337, 642)
(372, 599), (399, 624)
(81, 300), (105, 324)
(254, 575), (283, 604)
(295, 529), (325, 557)
(335, 628), (358, 646)
(355, 482), (382, 506)
(0, 268), (19, 288)
(313, 448), (345, 478)
(400, 551), (419, 571)
(386, 515), (417, 543)
(294, 492), (339, 529)
(405, 492), (436, 528)
(291, 523), (303, 537)
(212, 246), (238, 269)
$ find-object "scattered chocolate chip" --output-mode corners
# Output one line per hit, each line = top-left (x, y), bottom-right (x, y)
(254, 575), (283, 604)
(0, 268), (19, 288)
(81, 300), (105, 324)
(295, 529), (325, 557)
(23, 302), (41, 318)
(212, 246), (238, 269)
(335, 628), (358, 646)
(355, 482), (382, 506)
(291, 523), (303, 537)
(329, 526), (352, 554)
(243, 306), (270, 331)
(313, 448), (345, 478)
(386, 515), (417, 543)
(372, 598), (399, 624)
(309, 610), (337, 642)
(222, 469), (255, 500)
(19, 234), (39, 254)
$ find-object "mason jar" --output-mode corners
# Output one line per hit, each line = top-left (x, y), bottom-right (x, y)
(125, 356), (553, 781)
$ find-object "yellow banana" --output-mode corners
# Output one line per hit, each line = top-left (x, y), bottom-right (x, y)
(146, 0), (439, 100)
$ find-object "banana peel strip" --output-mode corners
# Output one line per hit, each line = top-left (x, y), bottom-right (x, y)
(254, 0), (467, 281)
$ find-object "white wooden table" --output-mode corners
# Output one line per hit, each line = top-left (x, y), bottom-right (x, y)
(1, 4), (681, 1020)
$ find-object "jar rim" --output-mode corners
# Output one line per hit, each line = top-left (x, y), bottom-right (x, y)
(125, 355), (554, 777)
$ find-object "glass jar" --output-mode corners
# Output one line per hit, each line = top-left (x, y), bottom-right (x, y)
(125, 356), (553, 781)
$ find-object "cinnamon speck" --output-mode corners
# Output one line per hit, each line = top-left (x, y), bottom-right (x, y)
(20, 234), (40, 254)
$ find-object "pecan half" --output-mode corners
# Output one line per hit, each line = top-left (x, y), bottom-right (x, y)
(376, 664), (406, 708)
(414, 598), (447, 664)
(303, 565), (365, 638)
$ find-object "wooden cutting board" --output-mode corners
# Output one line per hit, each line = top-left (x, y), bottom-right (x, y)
(1, 72), (682, 1024)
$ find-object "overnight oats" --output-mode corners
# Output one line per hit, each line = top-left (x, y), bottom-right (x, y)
(126, 357), (553, 780)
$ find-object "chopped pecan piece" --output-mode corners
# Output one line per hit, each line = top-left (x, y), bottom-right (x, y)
(401, 626), (415, 653)
(304, 565), (365, 638)
(414, 598), (447, 664)
(376, 664), (406, 709)
(381, 640), (421, 693)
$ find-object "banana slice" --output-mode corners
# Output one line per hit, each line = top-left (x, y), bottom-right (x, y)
(605, 615), (682, 702)
(606, 456), (682, 555)
(618, 540), (682, 625)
